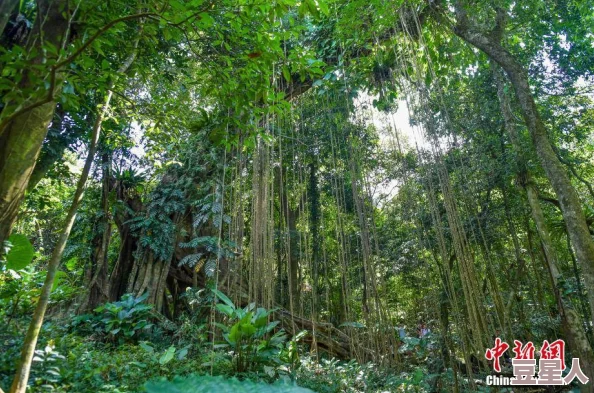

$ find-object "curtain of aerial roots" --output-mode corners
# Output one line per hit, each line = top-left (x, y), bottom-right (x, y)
(249, 136), (275, 309)
(394, 5), (491, 365)
(229, 138), (246, 306)
(349, 105), (400, 366)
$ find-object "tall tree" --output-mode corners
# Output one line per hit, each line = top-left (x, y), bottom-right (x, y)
(450, 0), (594, 327)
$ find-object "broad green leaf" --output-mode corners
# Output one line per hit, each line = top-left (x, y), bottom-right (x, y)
(139, 341), (154, 353)
(5, 234), (35, 270)
(216, 304), (235, 317)
(51, 271), (67, 291)
(212, 288), (235, 309)
(159, 346), (176, 365)
(282, 66), (291, 83)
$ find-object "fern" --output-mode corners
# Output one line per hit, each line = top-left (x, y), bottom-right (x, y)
(178, 253), (204, 268)
(204, 258), (217, 277)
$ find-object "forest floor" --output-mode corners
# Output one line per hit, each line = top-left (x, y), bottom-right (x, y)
(0, 309), (582, 393)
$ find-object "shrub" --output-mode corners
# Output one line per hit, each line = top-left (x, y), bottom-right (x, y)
(72, 293), (153, 343)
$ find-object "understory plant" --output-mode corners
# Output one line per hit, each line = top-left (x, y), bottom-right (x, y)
(212, 289), (287, 372)
(72, 293), (153, 343)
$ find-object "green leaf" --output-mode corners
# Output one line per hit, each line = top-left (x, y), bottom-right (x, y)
(212, 288), (235, 309)
(139, 341), (154, 353)
(5, 234), (35, 270)
(282, 66), (291, 83)
(159, 346), (176, 365)
(317, 0), (329, 16)
(177, 346), (190, 360)
(240, 322), (256, 336)
(228, 322), (241, 343)
(51, 271), (67, 291)
(216, 304), (235, 317)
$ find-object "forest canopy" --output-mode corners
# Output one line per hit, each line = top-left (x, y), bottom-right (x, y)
(1, 0), (594, 392)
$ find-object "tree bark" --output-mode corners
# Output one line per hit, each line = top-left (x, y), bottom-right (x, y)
(276, 166), (301, 310)
(26, 106), (80, 191)
(127, 250), (171, 311)
(0, 0), (70, 251)
(107, 177), (143, 301)
(109, 220), (140, 301)
(453, 1), (594, 328)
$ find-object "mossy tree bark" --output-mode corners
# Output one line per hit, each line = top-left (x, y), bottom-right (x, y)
(81, 152), (113, 311)
(525, 184), (594, 393)
(109, 181), (143, 301)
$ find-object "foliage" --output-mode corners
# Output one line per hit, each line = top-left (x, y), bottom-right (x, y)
(73, 293), (154, 343)
(2, 234), (35, 271)
(138, 341), (190, 366)
(212, 289), (287, 373)
(30, 342), (67, 391)
(295, 357), (411, 393)
(2, 0), (594, 392)
(145, 374), (315, 393)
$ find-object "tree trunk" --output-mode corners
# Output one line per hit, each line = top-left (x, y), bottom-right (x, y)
(0, 0), (69, 251)
(494, 63), (594, 391)
(525, 184), (594, 393)
(82, 152), (113, 310)
(276, 166), (301, 310)
(108, 179), (143, 301)
(26, 106), (80, 192)
(453, 2), (594, 327)
(127, 250), (171, 311)
(109, 227), (139, 301)
(8, 32), (140, 393)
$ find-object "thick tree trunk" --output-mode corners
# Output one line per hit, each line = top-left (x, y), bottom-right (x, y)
(26, 106), (80, 191)
(453, 3), (594, 328)
(0, 0), (69, 250)
(108, 180), (143, 301)
(109, 228), (139, 301)
(127, 250), (171, 312)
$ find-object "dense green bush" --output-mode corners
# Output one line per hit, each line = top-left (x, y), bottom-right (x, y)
(71, 293), (154, 343)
